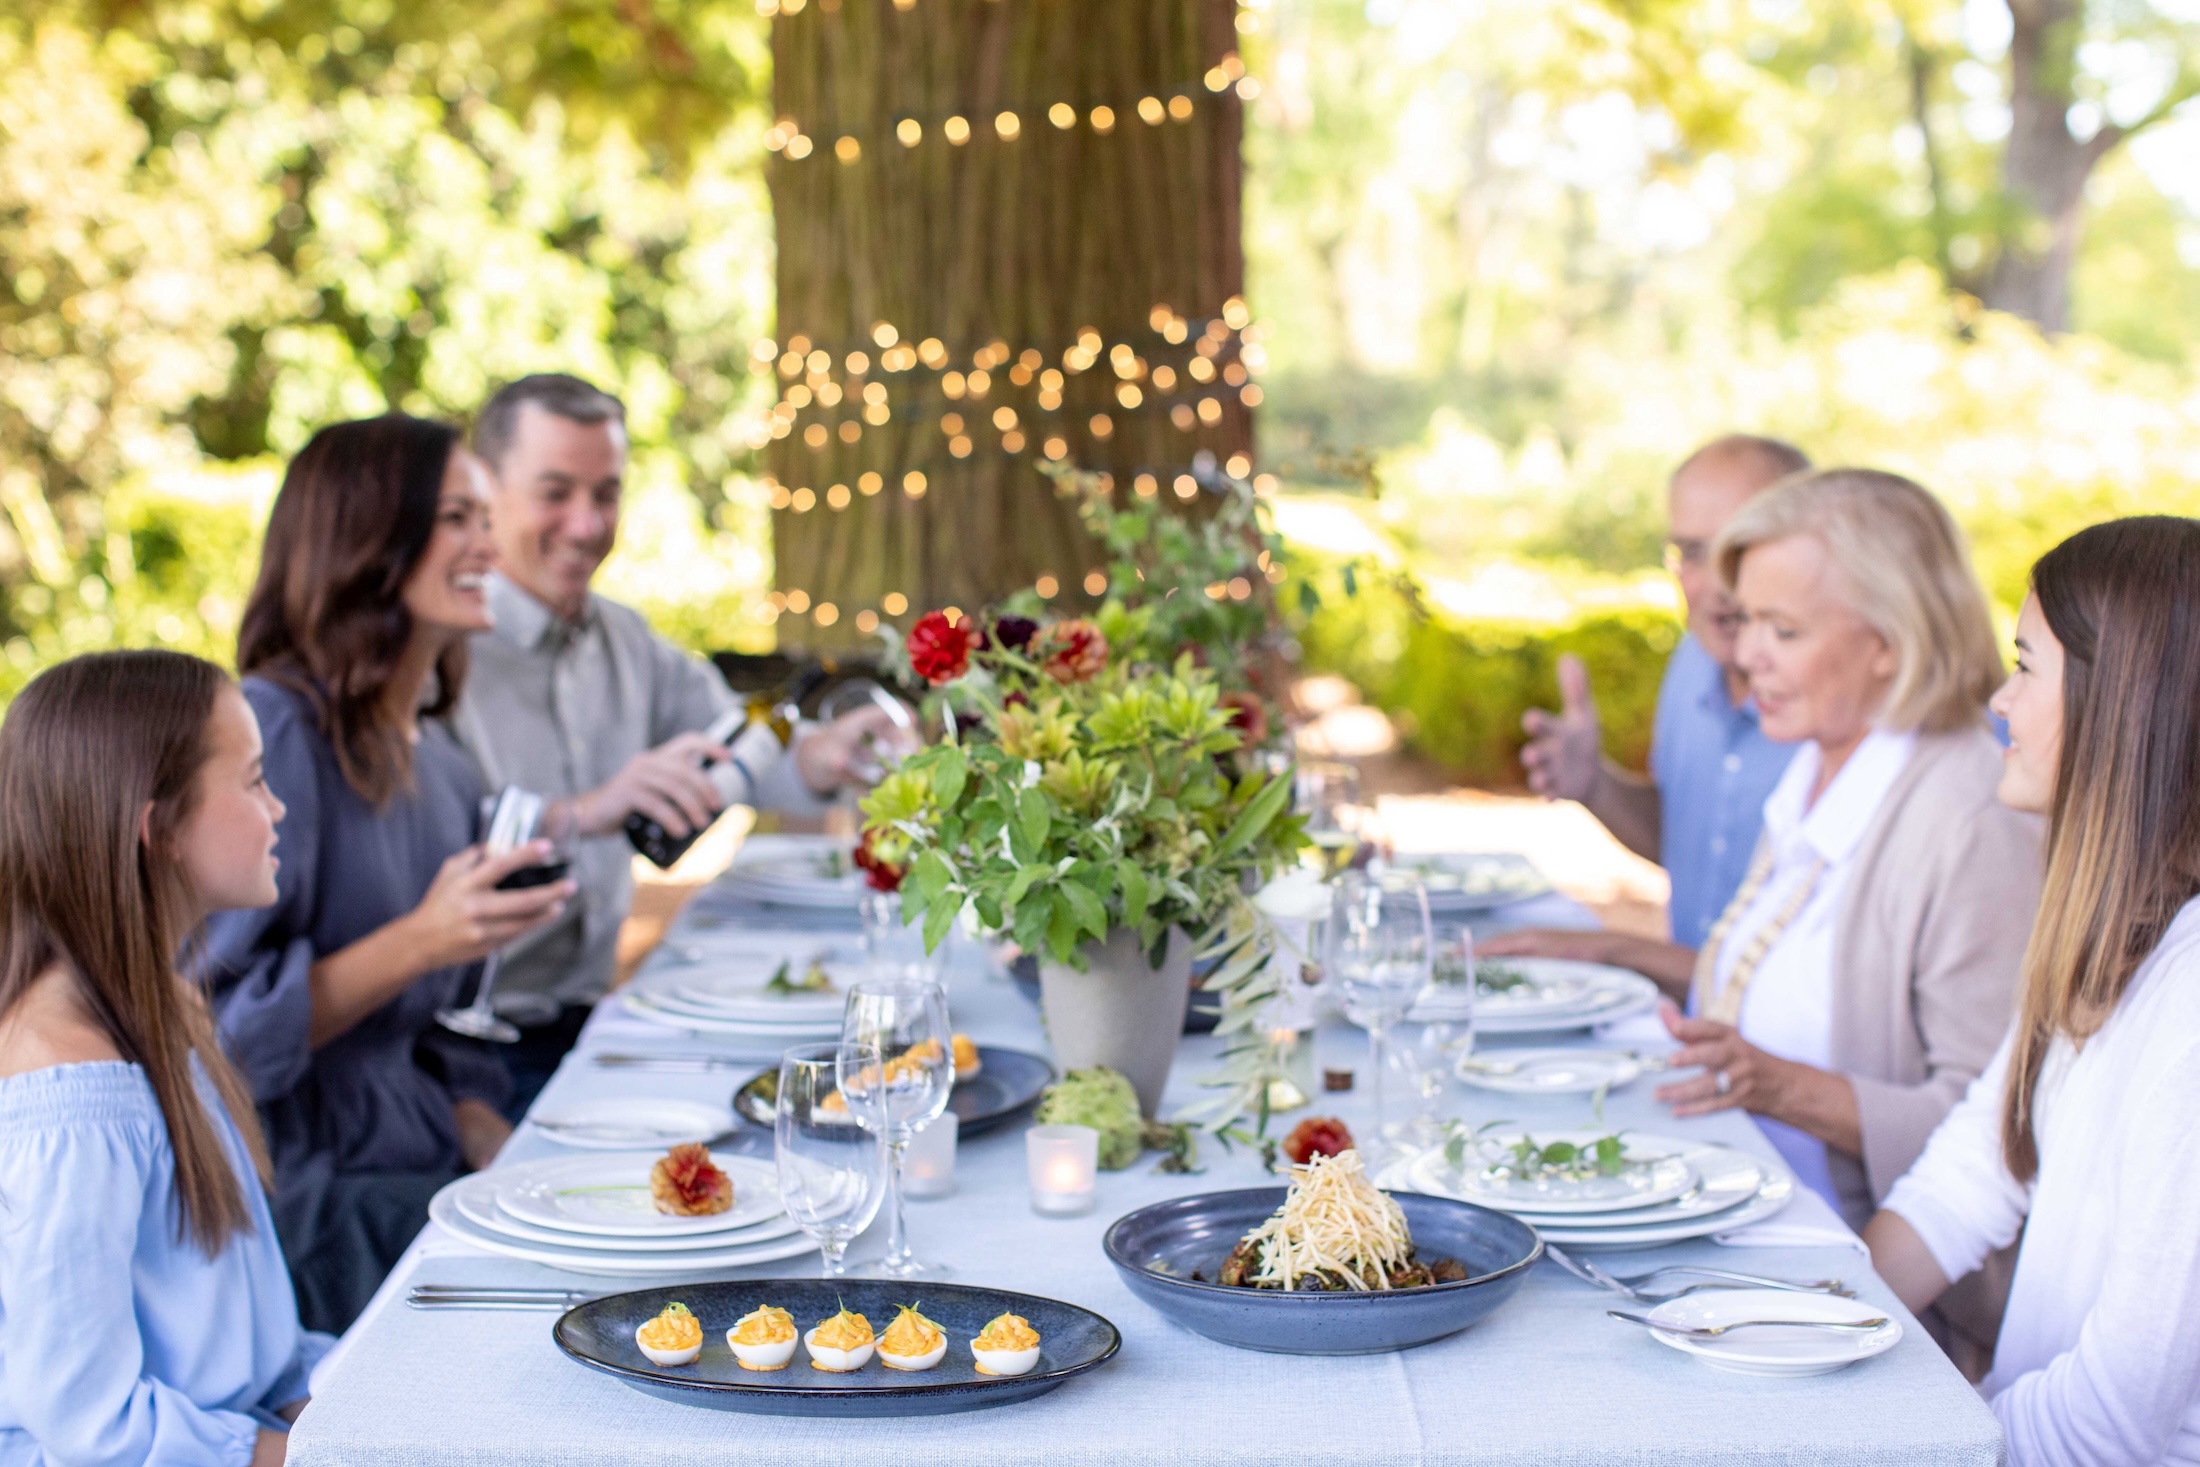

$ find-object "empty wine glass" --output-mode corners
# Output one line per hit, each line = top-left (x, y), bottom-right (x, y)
(1330, 872), (1432, 1161)
(1391, 1018), (1473, 1146)
(841, 978), (954, 1278)
(1296, 761), (1365, 878)
(437, 787), (575, 1043)
(774, 1042), (889, 1277)
(860, 891), (939, 987)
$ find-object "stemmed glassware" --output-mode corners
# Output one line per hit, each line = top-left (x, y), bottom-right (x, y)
(1329, 872), (1433, 1161)
(437, 786), (575, 1043)
(841, 978), (954, 1278)
(860, 891), (939, 987)
(773, 1042), (889, 1277)
(1296, 761), (1366, 878)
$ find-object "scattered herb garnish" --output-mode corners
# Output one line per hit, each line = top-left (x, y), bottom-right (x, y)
(1443, 1119), (1638, 1184)
(1144, 1119), (1201, 1174)
(1474, 960), (1533, 994)
(763, 959), (837, 996)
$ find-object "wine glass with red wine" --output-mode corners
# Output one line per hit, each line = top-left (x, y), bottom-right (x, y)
(436, 787), (575, 1042)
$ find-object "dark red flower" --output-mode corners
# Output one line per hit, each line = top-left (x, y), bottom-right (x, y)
(1034, 619), (1108, 683)
(852, 826), (905, 892)
(907, 611), (973, 685)
(994, 614), (1040, 652)
(1282, 1116), (1355, 1164)
(1220, 690), (1270, 747)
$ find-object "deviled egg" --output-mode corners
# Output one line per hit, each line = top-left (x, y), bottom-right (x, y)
(951, 1033), (981, 1079)
(634, 1301), (703, 1366)
(726, 1304), (799, 1371)
(970, 1311), (1041, 1376)
(804, 1305), (876, 1372)
(876, 1304), (948, 1372)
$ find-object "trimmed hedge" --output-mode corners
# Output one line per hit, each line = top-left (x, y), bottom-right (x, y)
(1290, 565), (1679, 787)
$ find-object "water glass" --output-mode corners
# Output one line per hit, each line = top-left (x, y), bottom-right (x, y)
(860, 890), (939, 986)
(773, 1042), (889, 1277)
(1296, 760), (1365, 878)
(841, 978), (954, 1277)
(1330, 872), (1432, 1160)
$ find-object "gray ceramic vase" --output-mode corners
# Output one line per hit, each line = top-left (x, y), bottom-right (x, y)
(1035, 926), (1191, 1117)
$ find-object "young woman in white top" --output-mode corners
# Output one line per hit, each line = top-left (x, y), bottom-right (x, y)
(0, 651), (325, 1466)
(1866, 515), (2200, 1465)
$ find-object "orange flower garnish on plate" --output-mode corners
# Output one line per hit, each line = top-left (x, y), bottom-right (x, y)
(649, 1142), (733, 1216)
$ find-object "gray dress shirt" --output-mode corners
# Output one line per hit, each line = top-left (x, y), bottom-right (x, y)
(447, 572), (827, 1011)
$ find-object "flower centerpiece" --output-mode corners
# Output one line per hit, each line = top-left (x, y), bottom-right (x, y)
(861, 610), (1304, 1116)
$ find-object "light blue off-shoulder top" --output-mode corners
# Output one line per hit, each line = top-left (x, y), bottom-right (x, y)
(0, 1060), (332, 1466)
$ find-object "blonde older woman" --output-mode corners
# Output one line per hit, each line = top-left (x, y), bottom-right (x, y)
(1652, 467), (2041, 1239)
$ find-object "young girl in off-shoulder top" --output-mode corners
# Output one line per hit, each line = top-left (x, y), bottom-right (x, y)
(1867, 516), (2200, 1466)
(0, 651), (328, 1467)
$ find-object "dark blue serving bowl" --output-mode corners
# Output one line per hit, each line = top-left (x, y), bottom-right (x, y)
(1103, 1187), (1542, 1354)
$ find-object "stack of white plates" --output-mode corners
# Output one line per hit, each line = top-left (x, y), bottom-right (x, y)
(428, 1152), (817, 1275)
(719, 837), (867, 909)
(1387, 1130), (1796, 1249)
(1412, 958), (1659, 1034)
(618, 956), (854, 1041)
(1388, 852), (1552, 913)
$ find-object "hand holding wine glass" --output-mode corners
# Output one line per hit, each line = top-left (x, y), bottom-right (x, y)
(841, 978), (954, 1278)
(436, 787), (576, 1043)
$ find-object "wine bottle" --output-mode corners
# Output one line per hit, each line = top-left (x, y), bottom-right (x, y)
(624, 698), (796, 868)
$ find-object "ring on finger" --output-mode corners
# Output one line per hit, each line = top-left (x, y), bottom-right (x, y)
(1714, 1069), (1732, 1096)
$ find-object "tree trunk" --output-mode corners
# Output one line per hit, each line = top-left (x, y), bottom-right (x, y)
(1984, 0), (2103, 332)
(764, 0), (1251, 651)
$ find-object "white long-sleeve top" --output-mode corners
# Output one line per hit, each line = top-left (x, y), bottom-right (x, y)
(1884, 895), (2200, 1466)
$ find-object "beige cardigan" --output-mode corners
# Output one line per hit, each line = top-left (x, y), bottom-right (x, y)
(1815, 725), (2042, 1228)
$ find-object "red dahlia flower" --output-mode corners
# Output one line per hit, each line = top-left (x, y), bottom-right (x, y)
(1220, 690), (1270, 747)
(852, 826), (906, 892)
(1034, 619), (1108, 683)
(907, 611), (973, 685)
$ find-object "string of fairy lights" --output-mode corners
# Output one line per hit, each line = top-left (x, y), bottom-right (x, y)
(761, 55), (1257, 162)
(758, 5), (1273, 632)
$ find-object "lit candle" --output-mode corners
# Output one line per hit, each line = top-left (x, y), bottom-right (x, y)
(903, 1112), (959, 1199)
(1026, 1124), (1099, 1216)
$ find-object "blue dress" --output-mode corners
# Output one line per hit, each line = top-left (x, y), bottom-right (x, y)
(201, 678), (509, 1331)
(0, 1061), (331, 1466)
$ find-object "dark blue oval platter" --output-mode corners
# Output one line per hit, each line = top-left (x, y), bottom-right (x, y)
(555, 1278), (1119, 1416)
(1103, 1187), (1542, 1354)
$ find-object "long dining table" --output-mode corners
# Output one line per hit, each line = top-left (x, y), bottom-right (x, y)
(288, 842), (2003, 1467)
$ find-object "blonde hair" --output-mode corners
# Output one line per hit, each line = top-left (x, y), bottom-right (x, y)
(1713, 468), (2001, 734)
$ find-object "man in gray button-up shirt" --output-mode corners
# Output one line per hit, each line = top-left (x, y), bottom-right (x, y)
(447, 374), (905, 1108)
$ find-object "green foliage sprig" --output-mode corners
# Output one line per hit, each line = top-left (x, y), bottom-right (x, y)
(860, 648), (1303, 969)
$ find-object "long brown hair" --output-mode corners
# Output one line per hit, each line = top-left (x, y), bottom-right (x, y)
(0, 651), (273, 1253)
(2002, 516), (2200, 1180)
(238, 413), (466, 804)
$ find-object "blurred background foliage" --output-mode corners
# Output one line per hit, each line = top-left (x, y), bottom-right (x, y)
(2, 0), (2196, 782)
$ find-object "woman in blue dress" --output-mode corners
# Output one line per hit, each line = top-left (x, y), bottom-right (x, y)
(203, 415), (573, 1331)
(0, 650), (325, 1465)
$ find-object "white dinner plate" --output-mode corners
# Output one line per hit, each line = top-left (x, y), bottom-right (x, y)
(429, 1182), (817, 1276)
(662, 973), (851, 1022)
(1437, 1129), (1697, 1213)
(1454, 1047), (1644, 1095)
(1538, 1170), (1795, 1248)
(1410, 1140), (1767, 1227)
(494, 1152), (782, 1237)
(633, 985), (847, 1026)
(1387, 852), (1552, 910)
(618, 989), (844, 1039)
(720, 847), (867, 908)
(1451, 967), (1660, 1035)
(526, 1097), (738, 1151)
(448, 1172), (799, 1251)
(1641, 1288), (1902, 1376)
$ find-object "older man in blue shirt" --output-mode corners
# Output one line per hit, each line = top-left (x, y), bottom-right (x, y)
(1484, 434), (1804, 994)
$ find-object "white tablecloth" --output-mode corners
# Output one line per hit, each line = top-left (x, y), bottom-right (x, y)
(290, 879), (2001, 1466)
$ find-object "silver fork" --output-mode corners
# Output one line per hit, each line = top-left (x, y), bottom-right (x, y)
(1546, 1243), (1850, 1302)
(1607, 1309), (1889, 1337)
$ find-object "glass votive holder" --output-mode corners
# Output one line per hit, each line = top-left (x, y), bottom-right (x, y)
(903, 1111), (959, 1199)
(1026, 1124), (1099, 1216)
